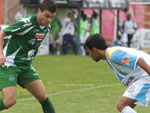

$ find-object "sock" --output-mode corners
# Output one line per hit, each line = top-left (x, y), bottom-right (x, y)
(121, 106), (137, 113)
(40, 97), (55, 113)
(0, 98), (7, 111)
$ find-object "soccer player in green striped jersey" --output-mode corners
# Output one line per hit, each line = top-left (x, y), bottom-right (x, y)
(0, 0), (56, 112)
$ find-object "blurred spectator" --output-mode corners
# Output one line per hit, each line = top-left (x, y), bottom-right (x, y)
(61, 12), (77, 55)
(90, 11), (99, 34)
(14, 11), (23, 21)
(80, 11), (88, 56)
(49, 17), (62, 55)
(120, 13), (137, 47)
(111, 32), (125, 47)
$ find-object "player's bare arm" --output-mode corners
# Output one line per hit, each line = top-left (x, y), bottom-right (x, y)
(0, 31), (6, 66)
(137, 57), (150, 75)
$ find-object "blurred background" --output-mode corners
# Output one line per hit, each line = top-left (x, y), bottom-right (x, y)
(1, 1), (150, 113)
(1, 0), (150, 55)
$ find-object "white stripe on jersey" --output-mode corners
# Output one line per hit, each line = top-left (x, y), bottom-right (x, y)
(16, 26), (35, 35)
(5, 47), (21, 66)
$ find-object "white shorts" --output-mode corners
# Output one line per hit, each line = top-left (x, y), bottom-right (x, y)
(123, 77), (150, 107)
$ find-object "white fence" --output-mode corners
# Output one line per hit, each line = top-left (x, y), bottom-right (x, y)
(132, 28), (150, 50)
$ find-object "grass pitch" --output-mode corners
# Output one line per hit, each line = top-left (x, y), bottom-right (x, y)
(1, 55), (150, 113)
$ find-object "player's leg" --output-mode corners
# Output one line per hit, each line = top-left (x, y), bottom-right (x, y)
(49, 42), (54, 54)
(55, 43), (60, 55)
(0, 86), (17, 110)
(117, 96), (137, 113)
(54, 33), (60, 55)
(80, 43), (86, 56)
(127, 34), (133, 47)
(69, 35), (77, 55)
(18, 66), (55, 113)
(79, 35), (86, 56)
(0, 66), (18, 111)
(49, 34), (54, 54)
(129, 103), (136, 108)
(55, 37), (60, 56)
(120, 78), (150, 113)
(62, 34), (69, 55)
(24, 80), (55, 113)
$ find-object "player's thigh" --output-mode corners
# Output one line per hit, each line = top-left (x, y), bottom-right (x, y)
(24, 80), (47, 102)
(17, 66), (40, 88)
(0, 66), (18, 90)
(17, 66), (46, 101)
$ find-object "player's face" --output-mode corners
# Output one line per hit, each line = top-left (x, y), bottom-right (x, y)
(38, 9), (56, 26)
(86, 47), (101, 62)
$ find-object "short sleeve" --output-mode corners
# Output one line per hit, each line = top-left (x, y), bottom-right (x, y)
(110, 50), (138, 69)
(3, 17), (32, 36)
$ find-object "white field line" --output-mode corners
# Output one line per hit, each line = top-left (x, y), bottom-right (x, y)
(17, 83), (121, 102)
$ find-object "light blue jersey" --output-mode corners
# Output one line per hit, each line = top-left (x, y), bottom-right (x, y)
(105, 46), (150, 86)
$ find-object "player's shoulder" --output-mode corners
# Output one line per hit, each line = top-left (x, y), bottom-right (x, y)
(18, 14), (37, 28)
(106, 47), (121, 59)
(19, 14), (36, 24)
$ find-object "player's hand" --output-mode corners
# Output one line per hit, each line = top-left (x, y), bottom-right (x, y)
(0, 55), (6, 66)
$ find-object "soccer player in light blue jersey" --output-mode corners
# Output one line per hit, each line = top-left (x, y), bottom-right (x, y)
(84, 33), (150, 113)
(0, 0), (56, 112)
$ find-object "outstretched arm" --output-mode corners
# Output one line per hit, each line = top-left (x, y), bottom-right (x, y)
(0, 31), (6, 66)
(129, 9), (136, 22)
(137, 57), (150, 75)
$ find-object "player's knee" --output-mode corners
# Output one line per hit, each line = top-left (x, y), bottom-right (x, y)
(38, 94), (48, 102)
(4, 96), (17, 108)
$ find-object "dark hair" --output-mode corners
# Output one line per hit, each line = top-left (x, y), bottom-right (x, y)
(84, 34), (108, 50)
(39, 0), (57, 13)
(81, 10), (87, 21)
(93, 11), (98, 19)
(126, 14), (131, 20)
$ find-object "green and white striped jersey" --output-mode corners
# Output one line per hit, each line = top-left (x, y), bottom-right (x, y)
(3, 14), (50, 66)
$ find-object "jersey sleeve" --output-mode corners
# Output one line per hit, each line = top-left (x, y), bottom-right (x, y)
(106, 49), (138, 69)
(3, 17), (32, 36)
